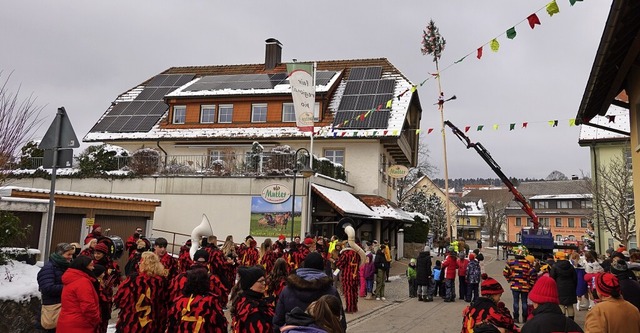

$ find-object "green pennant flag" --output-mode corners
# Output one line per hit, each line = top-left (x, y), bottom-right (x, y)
(546, 0), (560, 16)
(477, 125), (484, 131)
(506, 27), (517, 40)
(454, 55), (468, 64)
(569, 0), (583, 6)
(510, 123), (515, 131)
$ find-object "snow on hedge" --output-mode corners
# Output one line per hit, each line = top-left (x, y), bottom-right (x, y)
(0, 261), (41, 302)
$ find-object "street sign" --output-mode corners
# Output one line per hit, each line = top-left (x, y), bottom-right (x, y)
(39, 107), (80, 149)
(84, 218), (95, 227)
(43, 149), (73, 168)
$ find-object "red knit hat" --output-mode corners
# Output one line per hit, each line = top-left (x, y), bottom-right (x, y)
(278, 234), (286, 241)
(468, 253), (476, 261)
(529, 275), (559, 304)
(595, 272), (620, 297)
(92, 224), (101, 231)
(94, 242), (109, 255)
(480, 273), (504, 295)
(303, 237), (314, 246)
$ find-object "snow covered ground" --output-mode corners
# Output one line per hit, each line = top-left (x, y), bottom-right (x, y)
(0, 260), (42, 302)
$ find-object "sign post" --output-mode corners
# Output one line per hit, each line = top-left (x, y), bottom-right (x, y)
(38, 107), (79, 260)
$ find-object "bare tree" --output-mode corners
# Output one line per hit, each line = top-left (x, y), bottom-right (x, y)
(397, 137), (438, 203)
(482, 189), (512, 247)
(589, 154), (635, 247)
(0, 71), (44, 185)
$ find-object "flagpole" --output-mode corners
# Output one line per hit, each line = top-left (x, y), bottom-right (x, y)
(306, 62), (317, 235)
(435, 59), (453, 241)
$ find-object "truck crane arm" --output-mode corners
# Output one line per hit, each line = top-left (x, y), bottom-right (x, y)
(443, 120), (540, 231)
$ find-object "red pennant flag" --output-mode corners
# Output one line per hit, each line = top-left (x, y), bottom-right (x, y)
(464, 126), (471, 133)
(522, 122), (528, 128)
(606, 115), (616, 123)
(341, 132), (347, 137)
(376, 104), (382, 111)
(427, 128), (434, 134)
(527, 14), (541, 29)
(359, 114), (365, 121)
(383, 130), (388, 135)
(477, 46), (483, 59)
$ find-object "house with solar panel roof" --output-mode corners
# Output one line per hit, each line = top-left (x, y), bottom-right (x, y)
(82, 38), (420, 249)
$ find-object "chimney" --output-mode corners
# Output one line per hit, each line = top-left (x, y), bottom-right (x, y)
(265, 38), (282, 70)
(571, 175), (579, 180)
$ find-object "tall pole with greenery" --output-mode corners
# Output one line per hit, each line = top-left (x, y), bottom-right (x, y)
(421, 20), (453, 239)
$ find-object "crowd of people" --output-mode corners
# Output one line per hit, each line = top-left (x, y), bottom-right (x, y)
(36, 224), (400, 333)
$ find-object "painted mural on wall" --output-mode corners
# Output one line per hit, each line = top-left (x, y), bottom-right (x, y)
(250, 196), (302, 237)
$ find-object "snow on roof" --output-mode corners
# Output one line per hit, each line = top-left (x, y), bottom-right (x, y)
(311, 184), (379, 218)
(0, 261), (42, 302)
(529, 194), (593, 200)
(356, 194), (414, 222)
(579, 104), (630, 141)
(0, 196), (49, 204)
(0, 186), (161, 203)
(406, 211), (429, 221)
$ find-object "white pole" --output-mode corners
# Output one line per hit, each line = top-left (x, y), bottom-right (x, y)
(307, 62), (317, 234)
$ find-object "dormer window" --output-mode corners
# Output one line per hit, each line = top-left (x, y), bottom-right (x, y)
(218, 104), (233, 123)
(283, 103), (295, 122)
(200, 105), (216, 123)
(173, 105), (186, 124)
(252, 103), (267, 123)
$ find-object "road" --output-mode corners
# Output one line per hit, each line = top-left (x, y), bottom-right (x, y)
(345, 248), (587, 332)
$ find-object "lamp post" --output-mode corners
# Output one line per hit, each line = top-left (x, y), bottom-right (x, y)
(291, 148), (314, 241)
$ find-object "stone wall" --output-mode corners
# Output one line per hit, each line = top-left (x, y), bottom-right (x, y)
(0, 297), (41, 333)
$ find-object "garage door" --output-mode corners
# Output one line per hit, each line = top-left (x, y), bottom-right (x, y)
(6, 211), (43, 249)
(51, 213), (85, 255)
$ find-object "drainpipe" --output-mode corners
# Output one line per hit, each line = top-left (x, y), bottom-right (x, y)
(157, 141), (168, 170)
(591, 144), (602, 254)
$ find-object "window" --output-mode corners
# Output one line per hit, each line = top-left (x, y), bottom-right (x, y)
(580, 200), (593, 209)
(200, 105), (216, 123)
(556, 235), (563, 242)
(555, 218), (562, 227)
(324, 149), (345, 166)
(282, 103), (295, 122)
(557, 201), (571, 209)
(539, 218), (549, 227)
(516, 233), (521, 242)
(313, 102), (320, 121)
(252, 103), (267, 123)
(173, 105), (186, 124)
(568, 218), (575, 228)
(581, 218), (588, 228)
(515, 217), (521, 226)
(568, 235), (576, 241)
(534, 201), (549, 209)
(218, 104), (233, 123)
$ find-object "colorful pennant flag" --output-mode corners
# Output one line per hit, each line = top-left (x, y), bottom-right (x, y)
(392, 130), (399, 135)
(477, 125), (484, 131)
(523, 122), (528, 128)
(454, 55), (468, 64)
(606, 115), (616, 123)
(410, 85), (417, 93)
(464, 126), (471, 133)
(477, 47), (483, 59)
(490, 39), (500, 52)
(527, 14), (541, 29)
(416, 129), (421, 134)
(546, 1), (560, 16)
(386, 99), (392, 108)
(509, 123), (515, 131)
(569, 0), (583, 6)
(383, 130), (388, 135)
(569, 119), (576, 127)
(493, 124), (499, 130)
(548, 120), (558, 127)
(428, 128), (434, 134)
(506, 27), (517, 39)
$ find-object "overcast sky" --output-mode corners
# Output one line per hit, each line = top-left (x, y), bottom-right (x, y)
(0, 1), (612, 180)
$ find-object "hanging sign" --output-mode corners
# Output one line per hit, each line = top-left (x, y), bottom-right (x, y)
(261, 184), (291, 204)
(387, 165), (409, 179)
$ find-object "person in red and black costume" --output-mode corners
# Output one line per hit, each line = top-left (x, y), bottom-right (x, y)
(92, 242), (121, 288)
(259, 238), (279, 273)
(124, 238), (151, 277)
(177, 239), (192, 274)
(114, 252), (168, 333)
(265, 258), (289, 305)
(240, 238), (260, 267)
(273, 234), (287, 258)
(168, 267), (228, 333)
(461, 273), (519, 333)
(84, 224), (104, 245)
(154, 237), (179, 280)
(237, 235), (253, 260)
(169, 250), (228, 310)
(125, 226), (144, 258)
(291, 237), (313, 270)
(336, 241), (361, 313)
(231, 265), (274, 333)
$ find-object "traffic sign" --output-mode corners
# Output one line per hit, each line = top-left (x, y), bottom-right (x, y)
(39, 107), (80, 149)
(43, 149), (73, 168)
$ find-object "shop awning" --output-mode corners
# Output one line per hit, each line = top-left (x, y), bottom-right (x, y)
(356, 194), (415, 223)
(311, 184), (380, 219)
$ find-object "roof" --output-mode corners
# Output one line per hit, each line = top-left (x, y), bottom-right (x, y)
(529, 194), (593, 200)
(578, 104), (630, 144)
(515, 180), (591, 198)
(0, 186), (162, 204)
(576, 0), (640, 124)
(356, 195), (414, 222)
(84, 58), (417, 142)
(311, 184), (379, 219)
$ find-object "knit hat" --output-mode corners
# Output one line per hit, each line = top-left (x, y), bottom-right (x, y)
(193, 249), (209, 263)
(303, 252), (325, 270)
(92, 224), (101, 231)
(95, 242), (109, 255)
(93, 264), (106, 278)
(480, 273), (504, 295)
(458, 252), (466, 259)
(610, 260), (629, 275)
(595, 272), (620, 298)
(423, 246), (430, 253)
(555, 251), (566, 260)
(513, 245), (528, 257)
(278, 234), (286, 241)
(303, 237), (315, 246)
(469, 253), (476, 261)
(525, 255), (535, 264)
(529, 275), (559, 304)
(238, 266), (265, 291)
(410, 258), (417, 265)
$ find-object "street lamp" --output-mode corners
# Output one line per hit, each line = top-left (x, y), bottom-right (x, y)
(291, 148), (314, 241)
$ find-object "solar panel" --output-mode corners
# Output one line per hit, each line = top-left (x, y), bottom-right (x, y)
(108, 103), (129, 116)
(355, 95), (376, 110)
(145, 101), (169, 116)
(349, 67), (366, 80)
(360, 81), (378, 94)
(146, 75), (169, 87)
(137, 116), (161, 131)
(377, 79), (395, 94)
(121, 101), (144, 115)
(338, 96), (357, 110)
(91, 116), (118, 132)
(343, 81), (362, 95)
(364, 67), (382, 80)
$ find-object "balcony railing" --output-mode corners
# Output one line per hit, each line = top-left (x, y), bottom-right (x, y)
(6, 152), (347, 181)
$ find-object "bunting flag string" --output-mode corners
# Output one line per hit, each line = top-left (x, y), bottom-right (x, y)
(330, 0), (588, 130)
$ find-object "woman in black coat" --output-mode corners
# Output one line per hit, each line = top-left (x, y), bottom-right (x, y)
(549, 255), (577, 319)
(415, 246), (433, 301)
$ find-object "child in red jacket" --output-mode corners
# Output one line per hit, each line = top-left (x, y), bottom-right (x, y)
(441, 249), (459, 302)
(458, 252), (469, 301)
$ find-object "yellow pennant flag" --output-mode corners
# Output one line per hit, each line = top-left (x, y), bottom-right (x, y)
(569, 119), (576, 127)
(416, 129), (421, 134)
(546, 0), (560, 16)
(385, 99), (392, 108)
(410, 85), (417, 93)
(490, 39), (500, 52)
(548, 120), (555, 127)
(493, 124), (499, 130)
(392, 130), (399, 135)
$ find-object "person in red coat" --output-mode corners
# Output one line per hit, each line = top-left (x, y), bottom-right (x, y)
(230, 266), (274, 333)
(442, 250), (459, 302)
(458, 252), (469, 301)
(167, 268), (228, 332)
(114, 252), (168, 333)
(336, 243), (361, 313)
(84, 224), (105, 244)
(56, 255), (101, 333)
(154, 237), (179, 280)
